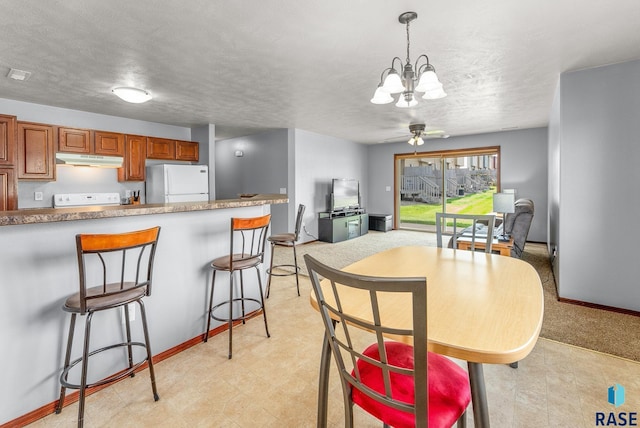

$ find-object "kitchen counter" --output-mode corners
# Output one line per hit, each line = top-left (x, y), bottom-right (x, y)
(0, 193), (288, 425)
(0, 193), (288, 226)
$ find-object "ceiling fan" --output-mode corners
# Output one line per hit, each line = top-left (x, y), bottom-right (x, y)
(382, 123), (450, 145)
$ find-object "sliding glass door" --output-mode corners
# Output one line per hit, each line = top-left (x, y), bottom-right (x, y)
(395, 147), (500, 231)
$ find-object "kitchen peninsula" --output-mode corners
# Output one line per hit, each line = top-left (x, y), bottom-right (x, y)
(0, 194), (287, 426)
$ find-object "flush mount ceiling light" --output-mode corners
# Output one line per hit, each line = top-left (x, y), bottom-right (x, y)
(370, 11), (446, 108)
(112, 87), (152, 103)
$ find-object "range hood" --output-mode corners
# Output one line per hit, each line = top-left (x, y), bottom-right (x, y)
(56, 153), (123, 168)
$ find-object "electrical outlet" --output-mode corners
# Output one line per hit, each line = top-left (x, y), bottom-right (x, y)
(279, 188), (287, 194)
(121, 303), (136, 323)
(34, 191), (43, 201)
(125, 190), (132, 198)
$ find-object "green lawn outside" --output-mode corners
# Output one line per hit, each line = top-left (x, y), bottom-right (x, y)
(400, 189), (496, 226)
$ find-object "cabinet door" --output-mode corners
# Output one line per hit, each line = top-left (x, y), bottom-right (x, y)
(17, 122), (56, 180)
(94, 131), (125, 156)
(360, 214), (369, 236)
(0, 114), (17, 166)
(147, 137), (175, 160)
(0, 167), (17, 210)
(176, 140), (199, 161)
(58, 127), (91, 153)
(118, 135), (147, 182)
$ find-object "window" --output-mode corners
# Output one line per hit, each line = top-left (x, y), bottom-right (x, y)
(394, 147), (500, 231)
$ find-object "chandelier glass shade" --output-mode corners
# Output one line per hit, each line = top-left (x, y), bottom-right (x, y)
(370, 12), (446, 108)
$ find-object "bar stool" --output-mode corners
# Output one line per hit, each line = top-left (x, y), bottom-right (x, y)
(266, 204), (305, 297)
(204, 214), (271, 359)
(55, 226), (161, 427)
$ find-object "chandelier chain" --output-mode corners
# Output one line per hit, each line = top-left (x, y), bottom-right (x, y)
(405, 20), (411, 64)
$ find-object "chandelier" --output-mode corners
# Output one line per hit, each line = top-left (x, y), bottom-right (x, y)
(370, 12), (446, 108)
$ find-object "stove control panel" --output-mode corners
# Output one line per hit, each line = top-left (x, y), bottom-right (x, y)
(53, 193), (121, 207)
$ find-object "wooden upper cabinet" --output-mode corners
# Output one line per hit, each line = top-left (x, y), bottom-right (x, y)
(94, 131), (125, 156)
(17, 122), (56, 180)
(0, 114), (17, 166)
(0, 167), (17, 210)
(147, 137), (175, 160)
(58, 127), (90, 153)
(118, 135), (147, 182)
(176, 140), (199, 161)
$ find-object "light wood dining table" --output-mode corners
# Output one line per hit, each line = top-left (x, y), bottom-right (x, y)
(309, 245), (544, 428)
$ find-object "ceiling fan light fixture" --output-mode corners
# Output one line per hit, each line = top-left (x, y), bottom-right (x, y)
(112, 87), (152, 103)
(371, 12), (446, 108)
(407, 136), (424, 146)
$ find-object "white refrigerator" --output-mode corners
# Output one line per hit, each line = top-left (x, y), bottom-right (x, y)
(146, 164), (210, 203)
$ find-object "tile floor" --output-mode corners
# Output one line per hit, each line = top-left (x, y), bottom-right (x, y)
(30, 273), (640, 428)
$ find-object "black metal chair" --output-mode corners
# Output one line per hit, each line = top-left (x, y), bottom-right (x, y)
(266, 204), (305, 297)
(56, 226), (161, 427)
(305, 254), (470, 428)
(204, 214), (271, 359)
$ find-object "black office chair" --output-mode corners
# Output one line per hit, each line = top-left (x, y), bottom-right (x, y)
(56, 227), (161, 427)
(266, 204), (305, 297)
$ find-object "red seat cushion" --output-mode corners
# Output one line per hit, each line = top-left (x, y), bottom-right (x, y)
(351, 341), (470, 428)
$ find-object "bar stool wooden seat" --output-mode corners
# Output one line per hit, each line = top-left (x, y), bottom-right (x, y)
(55, 226), (161, 427)
(204, 214), (271, 359)
(266, 204), (305, 297)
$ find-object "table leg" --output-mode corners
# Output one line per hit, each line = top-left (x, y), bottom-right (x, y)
(468, 362), (490, 428)
(317, 328), (333, 428)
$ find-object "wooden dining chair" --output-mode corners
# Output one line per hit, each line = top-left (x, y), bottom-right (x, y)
(305, 255), (470, 428)
(435, 212), (496, 253)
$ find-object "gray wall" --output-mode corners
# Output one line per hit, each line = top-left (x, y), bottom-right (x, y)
(293, 129), (369, 243)
(214, 128), (369, 241)
(551, 59), (640, 310)
(191, 124), (216, 199)
(215, 129), (289, 234)
(367, 128), (548, 243)
(548, 83), (561, 282)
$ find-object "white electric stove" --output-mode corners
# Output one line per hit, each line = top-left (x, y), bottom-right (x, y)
(53, 192), (121, 208)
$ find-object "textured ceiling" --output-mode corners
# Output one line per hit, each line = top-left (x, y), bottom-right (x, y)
(1, 0), (640, 144)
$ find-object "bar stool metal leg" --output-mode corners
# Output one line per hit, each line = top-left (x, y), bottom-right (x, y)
(204, 270), (218, 342)
(138, 300), (159, 401)
(77, 312), (94, 427)
(56, 313), (77, 414)
(256, 266), (270, 338)
(228, 272), (234, 359)
(266, 241), (301, 298)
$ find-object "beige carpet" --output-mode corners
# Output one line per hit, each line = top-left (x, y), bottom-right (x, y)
(272, 229), (640, 361)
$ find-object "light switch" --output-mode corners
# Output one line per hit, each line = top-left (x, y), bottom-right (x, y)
(385, 186), (391, 192)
